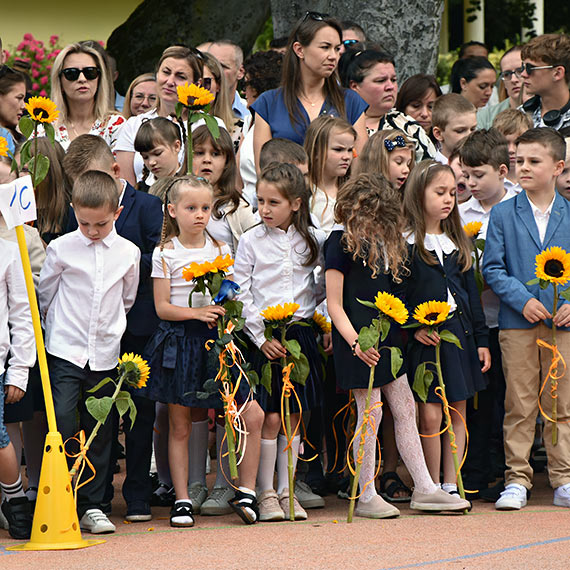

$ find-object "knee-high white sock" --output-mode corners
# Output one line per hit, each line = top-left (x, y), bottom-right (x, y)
(188, 419), (209, 486)
(257, 438), (277, 492)
(153, 402), (171, 486)
(276, 434), (300, 495)
(214, 423), (231, 488)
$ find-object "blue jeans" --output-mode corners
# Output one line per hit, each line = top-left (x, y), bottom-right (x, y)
(0, 373), (9, 449)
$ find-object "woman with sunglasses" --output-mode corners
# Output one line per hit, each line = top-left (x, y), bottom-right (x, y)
(0, 66), (27, 152)
(50, 43), (125, 151)
(251, 12), (368, 172)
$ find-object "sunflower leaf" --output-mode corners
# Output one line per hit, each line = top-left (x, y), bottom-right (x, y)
(44, 122), (55, 144)
(19, 140), (31, 167)
(283, 339), (301, 359)
(561, 288), (570, 302)
(203, 113), (220, 139)
(202, 378), (218, 394)
(264, 326), (275, 342)
(358, 324), (380, 353)
(261, 362), (272, 395)
(175, 102), (184, 120)
(87, 376), (114, 394)
(115, 391), (132, 418)
(402, 321), (422, 329)
(230, 316), (246, 331)
(474, 270), (484, 296)
(357, 298), (377, 310)
(85, 396), (114, 424)
(380, 317), (391, 342)
(475, 238), (485, 252)
(388, 346), (403, 379)
(189, 112), (205, 124)
(526, 278), (540, 285)
(127, 398), (137, 429)
(412, 363), (433, 403)
(539, 279), (550, 290)
(246, 369), (259, 392)
(439, 329), (463, 349)
(18, 116), (35, 140)
(30, 154), (50, 187)
(196, 391), (211, 400)
(224, 300), (243, 318)
(290, 353), (309, 386)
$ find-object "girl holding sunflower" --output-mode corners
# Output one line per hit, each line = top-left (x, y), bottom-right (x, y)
(402, 160), (491, 495)
(325, 172), (471, 518)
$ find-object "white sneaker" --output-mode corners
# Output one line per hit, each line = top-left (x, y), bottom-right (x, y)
(495, 483), (527, 510)
(295, 481), (325, 509)
(554, 483), (570, 507)
(80, 508), (116, 534)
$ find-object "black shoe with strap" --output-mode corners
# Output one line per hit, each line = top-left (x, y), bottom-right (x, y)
(2, 496), (33, 540)
(170, 501), (194, 527)
(228, 490), (259, 525)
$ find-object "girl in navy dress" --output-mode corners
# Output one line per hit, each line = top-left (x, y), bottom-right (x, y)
(234, 163), (325, 521)
(141, 175), (263, 527)
(325, 173), (470, 518)
(402, 160), (491, 494)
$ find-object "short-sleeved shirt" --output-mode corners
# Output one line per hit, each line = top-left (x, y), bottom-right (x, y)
(250, 87), (368, 145)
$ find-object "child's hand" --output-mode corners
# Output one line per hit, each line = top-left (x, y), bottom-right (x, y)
(414, 327), (440, 346)
(261, 338), (287, 360)
(522, 298), (551, 323)
(478, 347), (491, 373)
(4, 385), (25, 404)
(553, 304), (570, 328)
(193, 305), (226, 325)
(323, 332), (333, 355)
(354, 341), (380, 367)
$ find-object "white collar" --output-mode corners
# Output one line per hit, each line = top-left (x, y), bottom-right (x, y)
(76, 226), (118, 248)
(528, 194), (555, 217)
(406, 231), (456, 254)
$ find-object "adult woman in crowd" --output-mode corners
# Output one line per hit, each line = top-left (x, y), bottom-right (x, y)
(341, 48), (436, 161)
(450, 55), (497, 109)
(251, 13), (368, 171)
(50, 42), (125, 150)
(123, 73), (158, 119)
(0, 65), (27, 150)
(395, 74), (442, 137)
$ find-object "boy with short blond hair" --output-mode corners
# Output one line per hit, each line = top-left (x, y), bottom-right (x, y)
(431, 94), (477, 163)
(483, 127), (570, 510)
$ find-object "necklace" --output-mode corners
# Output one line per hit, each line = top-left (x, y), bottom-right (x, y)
(300, 93), (321, 107)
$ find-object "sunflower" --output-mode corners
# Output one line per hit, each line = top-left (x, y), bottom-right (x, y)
(413, 300), (451, 326)
(374, 292), (409, 325)
(212, 254), (234, 273)
(25, 96), (59, 123)
(535, 246), (570, 286)
(118, 353), (150, 389)
(313, 311), (332, 334)
(177, 83), (215, 109)
(261, 302), (300, 323)
(463, 221), (483, 239)
(0, 136), (8, 157)
(182, 254), (234, 281)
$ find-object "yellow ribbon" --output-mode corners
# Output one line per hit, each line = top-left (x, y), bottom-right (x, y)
(65, 430), (96, 501)
(536, 339), (568, 425)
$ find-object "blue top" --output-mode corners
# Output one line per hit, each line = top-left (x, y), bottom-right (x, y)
(251, 87), (368, 145)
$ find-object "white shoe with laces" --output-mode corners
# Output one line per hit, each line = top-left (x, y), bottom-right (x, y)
(79, 508), (116, 534)
(554, 483), (570, 507)
(495, 483), (527, 510)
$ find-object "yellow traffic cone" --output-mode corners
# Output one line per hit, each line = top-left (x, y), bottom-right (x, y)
(7, 432), (105, 551)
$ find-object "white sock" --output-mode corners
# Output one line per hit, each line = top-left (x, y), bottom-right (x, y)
(188, 420), (209, 486)
(442, 483), (458, 494)
(172, 499), (194, 524)
(1, 475), (25, 501)
(276, 434), (300, 495)
(215, 424), (231, 488)
(257, 438), (277, 492)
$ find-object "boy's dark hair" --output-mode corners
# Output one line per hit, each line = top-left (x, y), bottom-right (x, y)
(340, 20), (366, 40)
(63, 135), (114, 183)
(259, 138), (308, 170)
(458, 41), (489, 59)
(72, 170), (119, 211)
(521, 34), (570, 77)
(516, 127), (566, 161)
(492, 108), (533, 136)
(448, 138), (467, 164)
(432, 94), (476, 130)
(459, 128), (510, 170)
(269, 37), (288, 49)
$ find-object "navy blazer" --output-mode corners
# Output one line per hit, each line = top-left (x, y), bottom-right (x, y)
(483, 191), (570, 330)
(403, 245), (489, 348)
(68, 182), (163, 336)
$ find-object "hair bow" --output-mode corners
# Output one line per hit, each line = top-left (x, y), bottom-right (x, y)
(384, 135), (406, 152)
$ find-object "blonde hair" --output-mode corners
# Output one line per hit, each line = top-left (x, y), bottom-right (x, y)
(201, 52), (236, 132)
(123, 73), (157, 119)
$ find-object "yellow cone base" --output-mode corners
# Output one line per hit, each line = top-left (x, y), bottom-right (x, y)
(7, 432), (105, 551)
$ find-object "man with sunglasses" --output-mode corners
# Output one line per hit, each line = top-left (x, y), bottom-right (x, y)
(519, 34), (570, 132)
(340, 20), (367, 54)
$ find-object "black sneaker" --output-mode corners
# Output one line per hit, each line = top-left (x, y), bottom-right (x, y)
(170, 501), (194, 527)
(2, 497), (33, 540)
(228, 490), (258, 525)
(151, 483), (175, 507)
(125, 500), (152, 522)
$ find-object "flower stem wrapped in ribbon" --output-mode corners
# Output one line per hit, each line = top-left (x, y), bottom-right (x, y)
(68, 354), (149, 496)
(175, 83), (218, 174)
(527, 246), (570, 445)
(261, 302), (310, 521)
(404, 300), (469, 509)
(346, 292), (406, 523)
(463, 221), (485, 296)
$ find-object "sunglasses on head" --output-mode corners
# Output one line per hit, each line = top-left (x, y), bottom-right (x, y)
(514, 63), (555, 77)
(302, 11), (329, 22)
(61, 66), (100, 81)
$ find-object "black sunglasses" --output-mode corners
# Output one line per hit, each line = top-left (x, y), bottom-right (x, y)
(61, 66), (100, 81)
(202, 77), (213, 91)
(514, 63), (555, 77)
(302, 11), (329, 22)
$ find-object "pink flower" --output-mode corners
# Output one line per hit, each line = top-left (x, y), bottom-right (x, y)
(23, 33), (34, 41)
(39, 90), (47, 97)
(36, 51), (45, 61)
(49, 35), (59, 46)
(32, 82), (40, 91)
(46, 65), (52, 71)
(40, 76), (48, 85)
(31, 69), (40, 78)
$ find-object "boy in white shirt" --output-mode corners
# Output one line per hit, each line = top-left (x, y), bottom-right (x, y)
(0, 239), (35, 540)
(39, 171), (140, 534)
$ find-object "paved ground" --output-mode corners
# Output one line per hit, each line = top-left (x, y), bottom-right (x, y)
(1, 467), (569, 569)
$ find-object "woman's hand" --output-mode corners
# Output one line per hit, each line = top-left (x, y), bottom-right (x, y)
(414, 327), (440, 346)
(354, 341), (380, 367)
(261, 338), (287, 360)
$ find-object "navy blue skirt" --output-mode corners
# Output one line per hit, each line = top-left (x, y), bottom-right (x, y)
(407, 315), (487, 403)
(251, 322), (323, 413)
(141, 320), (224, 408)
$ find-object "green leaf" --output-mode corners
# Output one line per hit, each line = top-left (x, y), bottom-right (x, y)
(85, 396), (114, 424)
(290, 353), (309, 386)
(475, 238), (485, 252)
(261, 362), (272, 395)
(380, 317), (390, 342)
(561, 287), (570, 302)
(87, 376), (114, 393)
(388, 346), (403, 380)
(356, 298), (378, 310)
(230, 316), (245, 331)
(264, 326), (275, 342)
(28, 154), (50, 187)
(539, 279), (550, 290)
(246, 369), (259, 389)
(402, 321), (422, 329)
(115, 391), (132, 418)
(283, 338), (301, 359)
(127, 399), (137, 429)
(202, 378), (218, 393)
(474, 270), (484, 296)
(19, 140), (31, 167)
(412, 364), (433, 403)
(439, 329), (463, 350)
(210, 272), (223, 295)
(224, 300), (243, 318)
(44, 122), (55, 144)
(196, 391), (211, 400)
(203, 113), (220, 138)
(18, 116), (34, 140)
(220, 333), (232, 345)
(189, 112), (205, 124)
(175, 102), (184, 119)
(358, 324), (380, 352)
(526, 277), (540, 285)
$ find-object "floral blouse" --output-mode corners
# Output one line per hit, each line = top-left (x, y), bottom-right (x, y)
(53, 114), (126, 151)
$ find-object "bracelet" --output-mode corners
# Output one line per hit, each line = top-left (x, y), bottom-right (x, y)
(351, 339), (358, 356)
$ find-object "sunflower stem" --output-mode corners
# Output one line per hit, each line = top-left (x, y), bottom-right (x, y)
(281, 327), (295, 522)
(552, 283), (558, 446)
(186, 113), (194, 175)
(32, 123), (39, 189)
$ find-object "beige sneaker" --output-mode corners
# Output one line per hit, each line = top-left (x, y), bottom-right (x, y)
(355, 494), (400, 519)
(278, 489), (307, 520)
(410, 488), (471, 512)
(258, 490), (285, 522)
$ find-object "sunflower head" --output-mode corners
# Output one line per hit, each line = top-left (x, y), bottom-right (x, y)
(261, 302), (300, 324)
(463, 221), (483, 239)
(374, 292), (409, 325)
(25, 96), (59, 124)
(182, 254), (234, 282)
(313, 311), (332, 334)
(535, 247), (570, 286)
(0, 136), (8, 158)
(177, 83), (215, 110)
(118, 353), (150, 389)
(413, 300), (451, 327)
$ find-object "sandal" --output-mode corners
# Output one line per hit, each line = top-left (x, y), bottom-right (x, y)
(379, 471), (412, 503)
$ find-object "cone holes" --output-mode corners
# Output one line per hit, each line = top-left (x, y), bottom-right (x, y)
(66, 484), (71, 493)
(72, 522), (77, 530)
(40, 524), (48, 533)
(45, 445), (52, 452)
(43, 486), (50, 494)
(59, 445), (63, 453)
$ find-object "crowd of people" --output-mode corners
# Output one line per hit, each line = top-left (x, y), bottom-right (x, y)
(1, 13), (570, 541)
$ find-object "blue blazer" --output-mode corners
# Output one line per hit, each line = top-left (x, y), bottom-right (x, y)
(482, 191), (570, 330)
(68, 182), (163, 336)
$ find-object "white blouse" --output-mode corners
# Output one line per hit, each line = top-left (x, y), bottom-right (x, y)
(310, 187), (336, 237)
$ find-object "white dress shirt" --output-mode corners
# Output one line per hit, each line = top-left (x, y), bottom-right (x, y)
(529, 195), (555, 244)
(311, 187), (336, 237)
(39, 228), (140, 371)
(234, 224), (326, 348)
(0, 239), (35, 390)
